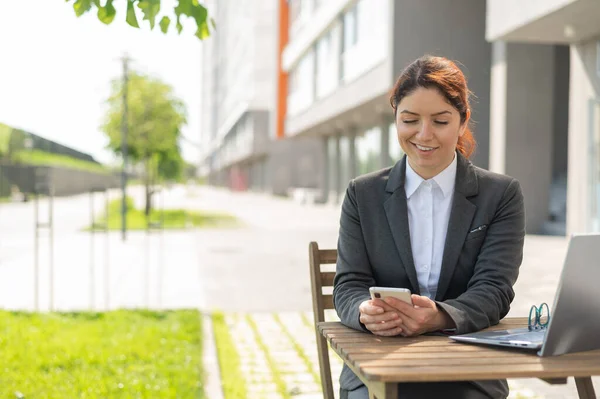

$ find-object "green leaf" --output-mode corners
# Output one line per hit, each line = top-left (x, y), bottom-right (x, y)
(97, 0), (116, 25)
(210, 17), (216, 31)
(159, 16), (171, 34)
(72, 0), (93, 17)
(173, 0), (209, 37)
(126, 0), (140, 28)
(137, 0), (161, 30)
(195, 20), (210, 40)
(175, 15), (183, 34)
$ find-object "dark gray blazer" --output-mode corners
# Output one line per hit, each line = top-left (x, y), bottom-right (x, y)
(333, 153), (526, 398)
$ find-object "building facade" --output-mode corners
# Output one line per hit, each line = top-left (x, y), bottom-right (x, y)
(281, 0), (492, 203)
(199, 0), (324, 194)
(486, 0), (600, 234)
(199, 0), (279, 191)
(200, 0), (599, 235)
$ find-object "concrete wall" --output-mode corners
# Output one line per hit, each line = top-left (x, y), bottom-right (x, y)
(567, 37), (600, 234)
(490, 42), (557, 233)
(0, 164), (119, 197)
(391, 0), (491, 169)
(267, 136), (325, 196)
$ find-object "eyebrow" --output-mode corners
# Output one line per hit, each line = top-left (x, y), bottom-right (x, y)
(399, 110), (452, 117)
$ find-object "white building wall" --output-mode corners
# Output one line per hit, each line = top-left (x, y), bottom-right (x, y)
(486, 0), (576, 41)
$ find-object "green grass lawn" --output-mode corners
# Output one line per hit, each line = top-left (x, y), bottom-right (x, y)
(11, 149), (111, 174)
(88, 197), (239, 231)
(0, 309), (205, 398)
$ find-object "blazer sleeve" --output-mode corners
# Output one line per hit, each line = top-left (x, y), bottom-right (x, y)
(437, 178), (526, 335)
(333, 179), (374, 332)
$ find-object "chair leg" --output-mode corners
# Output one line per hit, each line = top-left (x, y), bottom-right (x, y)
(575, 377), (596, 399)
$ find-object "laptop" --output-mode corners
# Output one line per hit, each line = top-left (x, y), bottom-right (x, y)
(450, 233), (600, 356)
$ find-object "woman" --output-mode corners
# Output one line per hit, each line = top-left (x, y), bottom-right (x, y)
(333, 55), (526, 399)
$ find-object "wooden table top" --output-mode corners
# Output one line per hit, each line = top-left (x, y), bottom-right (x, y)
(318, 318), (600, 383)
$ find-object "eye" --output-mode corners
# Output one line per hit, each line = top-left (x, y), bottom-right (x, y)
(434, 121), (449, 125)
(402, 120), (417, 124)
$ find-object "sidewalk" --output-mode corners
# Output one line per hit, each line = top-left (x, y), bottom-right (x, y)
(0, 185), (595, 398)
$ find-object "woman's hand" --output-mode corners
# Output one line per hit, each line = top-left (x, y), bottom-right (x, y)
(358, 299), (404, 336)
(382, 294), (455, 337)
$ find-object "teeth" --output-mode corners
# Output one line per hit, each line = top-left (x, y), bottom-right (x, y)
(415, 144), (435, 151)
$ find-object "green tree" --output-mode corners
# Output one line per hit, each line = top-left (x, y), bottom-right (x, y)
(102, 71), (187, 215)
(65, 0), (215, 40)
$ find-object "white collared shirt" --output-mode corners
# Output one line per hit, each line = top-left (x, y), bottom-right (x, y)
(404, 153), (457, 299)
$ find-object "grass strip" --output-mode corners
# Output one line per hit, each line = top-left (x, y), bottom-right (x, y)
(87, 197), (239, 231)
(0, 309), (204, 398)
(212, 312), (247, 399)
(245, 315), (291, 399)
(273, 314), (321, 385)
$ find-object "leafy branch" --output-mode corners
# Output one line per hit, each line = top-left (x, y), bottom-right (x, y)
(66, 0), (215, 40)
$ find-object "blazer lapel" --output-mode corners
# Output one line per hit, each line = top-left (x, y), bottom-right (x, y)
(383, 156), (420, 295)
(435, 153), (479, 300)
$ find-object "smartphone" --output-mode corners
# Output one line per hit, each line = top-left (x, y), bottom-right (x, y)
(369, 287), (413, 304)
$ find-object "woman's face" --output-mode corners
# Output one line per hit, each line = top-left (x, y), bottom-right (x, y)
(395, 87), (469, 179)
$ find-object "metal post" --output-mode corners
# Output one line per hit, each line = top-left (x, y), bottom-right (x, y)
(121, 54), (129, 241)
(157, 187), (165, 309)
(144, 225), (150, 309)
(49, 187), (54, 312)
(90, 190), (95, 310)
(34, 190), (39, 312)
(104, 190), (110, 310)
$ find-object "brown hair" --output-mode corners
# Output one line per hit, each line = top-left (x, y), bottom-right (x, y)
(389, 55), (476, 158)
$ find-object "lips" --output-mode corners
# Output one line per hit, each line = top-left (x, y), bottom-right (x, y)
(411, 142), (438, 152)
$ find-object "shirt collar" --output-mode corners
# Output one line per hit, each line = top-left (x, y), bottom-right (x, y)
(405, 152), (457, 199)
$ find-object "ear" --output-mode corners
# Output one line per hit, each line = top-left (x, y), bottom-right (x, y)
(459, 109), (471, 137)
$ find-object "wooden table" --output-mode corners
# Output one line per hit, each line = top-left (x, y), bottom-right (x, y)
(319, 318), (600, 399)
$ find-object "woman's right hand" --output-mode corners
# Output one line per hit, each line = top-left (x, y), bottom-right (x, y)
(358, 299), (404, 336)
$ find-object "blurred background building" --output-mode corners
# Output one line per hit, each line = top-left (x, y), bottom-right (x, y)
(198, 0), (600, 236)
(486, 0), (600, 235)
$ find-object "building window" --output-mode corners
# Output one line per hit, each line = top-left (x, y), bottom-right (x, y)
(316, 22), (341, 98)
(343, 4), (358, 51)
(287, 49), (315, 116)
(341, 0), (388, 82)
(356, 128), (381, 176)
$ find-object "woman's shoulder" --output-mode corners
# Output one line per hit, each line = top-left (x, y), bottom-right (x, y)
(472, 164), (518, 182)
(351, 167), (394, 190)
(471, 164), (521, 195)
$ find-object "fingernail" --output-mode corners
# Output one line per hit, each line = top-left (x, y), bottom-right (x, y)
(376, 308), (383, 313)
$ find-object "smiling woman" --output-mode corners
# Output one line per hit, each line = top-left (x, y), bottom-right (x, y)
(389, 55), (475, 179)
(333, 55), (526, 399)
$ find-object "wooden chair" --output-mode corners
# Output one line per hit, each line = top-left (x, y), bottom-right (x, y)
(309, 241), (337, 399)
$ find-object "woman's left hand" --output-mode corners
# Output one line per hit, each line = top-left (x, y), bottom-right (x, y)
(382, 294), (454, 337)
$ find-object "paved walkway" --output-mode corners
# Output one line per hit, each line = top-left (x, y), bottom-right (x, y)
(0, 184), (596, 398)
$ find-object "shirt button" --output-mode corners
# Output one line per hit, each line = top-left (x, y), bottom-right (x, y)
(422, 264), (429, 271)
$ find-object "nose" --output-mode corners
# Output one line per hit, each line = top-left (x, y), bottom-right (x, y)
(415, 121), (434, 141)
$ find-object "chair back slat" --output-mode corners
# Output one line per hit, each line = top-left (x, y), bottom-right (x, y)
(320, 272), (336, 288)
(322, 294), (334, 310)
(319, 249), (337, 264)
(308, 241), (336, 399)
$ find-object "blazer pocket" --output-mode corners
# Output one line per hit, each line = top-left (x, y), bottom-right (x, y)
(465, 224), (488, 241)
